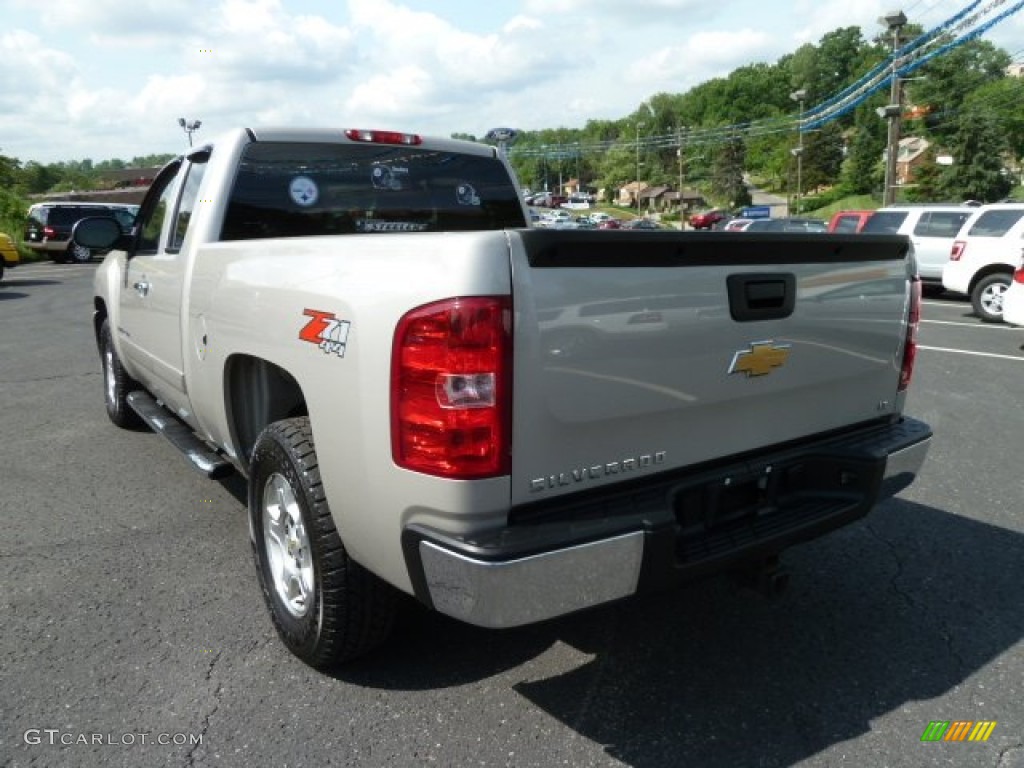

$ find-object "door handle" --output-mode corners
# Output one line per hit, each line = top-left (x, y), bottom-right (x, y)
(133, 280), (150, 297)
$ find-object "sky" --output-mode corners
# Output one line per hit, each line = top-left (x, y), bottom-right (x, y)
(1, 0), (1022, 164)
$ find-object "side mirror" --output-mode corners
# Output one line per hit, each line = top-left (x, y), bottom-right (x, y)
(72, 216), (125, 250)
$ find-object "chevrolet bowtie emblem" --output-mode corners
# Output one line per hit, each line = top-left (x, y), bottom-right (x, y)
(728, 341), (791, 377)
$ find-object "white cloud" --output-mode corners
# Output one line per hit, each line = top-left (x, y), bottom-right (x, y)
(1, 0), (1020, 163)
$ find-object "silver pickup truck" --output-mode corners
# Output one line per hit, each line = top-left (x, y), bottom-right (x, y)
(76, 126), (931, 668)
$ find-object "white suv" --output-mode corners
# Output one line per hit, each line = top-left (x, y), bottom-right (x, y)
(1000, 259), (1024, 327)
(942, 203), (1024, 322)
(862, 205), (975, 288)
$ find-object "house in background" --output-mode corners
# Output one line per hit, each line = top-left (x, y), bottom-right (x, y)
(617, 181), (648, 207)
(895, 136), (931, 186)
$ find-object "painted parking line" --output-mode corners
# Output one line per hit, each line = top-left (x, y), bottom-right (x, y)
(922, 319), (1022, 330)
(919, 345), (1024, 362)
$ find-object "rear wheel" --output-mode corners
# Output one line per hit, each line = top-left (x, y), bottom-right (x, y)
(68, 242), (92, 263)
(971, 273), (1011, 322)
(249, 418), (398, 667)
(100, 319), (144, 429)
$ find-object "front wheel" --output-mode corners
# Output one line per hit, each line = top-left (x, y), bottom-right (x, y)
(100, 319), (143, 429)
(249, 418), (397, 667)
(971, 273), (1011, 323)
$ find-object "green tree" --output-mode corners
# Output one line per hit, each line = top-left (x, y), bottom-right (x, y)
(712, 134), (750, 207)
(939, 113), (1011, 202)
(802, 122), (845, 192)
(913, 38), (1011, 142)
(842, 105), (886, 195)
(962, 77), (1024, 165)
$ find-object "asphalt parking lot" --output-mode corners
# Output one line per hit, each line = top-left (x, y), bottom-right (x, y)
(1, 262), (1022, 768)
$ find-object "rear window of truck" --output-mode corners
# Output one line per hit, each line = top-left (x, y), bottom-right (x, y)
(221, 141), (527, 241)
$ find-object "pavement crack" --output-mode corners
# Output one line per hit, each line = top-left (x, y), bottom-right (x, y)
(864, 522), (915, 608)
(185, 650), (224, 768)
(997, 744), (1024, 767)
(866, 522), (968, 673)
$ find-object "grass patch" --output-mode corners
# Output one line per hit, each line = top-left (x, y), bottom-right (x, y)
(803, 194), (879, 219)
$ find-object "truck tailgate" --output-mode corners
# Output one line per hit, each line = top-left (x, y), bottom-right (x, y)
(508, 230), (913, 506)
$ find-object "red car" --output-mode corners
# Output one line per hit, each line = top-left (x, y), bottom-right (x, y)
(689, 209), (726, 229)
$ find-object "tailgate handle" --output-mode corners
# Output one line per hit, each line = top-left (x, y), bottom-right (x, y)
(727, 274), (796, 322)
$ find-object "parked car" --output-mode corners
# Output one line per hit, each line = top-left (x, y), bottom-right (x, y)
(862, 204), (974, 289)
(743, 217), (827, 233)
(723, 218), (756, 232)
(1002, 257), (1024, 327)
(942, 202), (1024, 322)
(24, 202), (138, 263)
(0, 232), (19, 282)
(689, 209), (726, 229)
(597, 218), (622, 229)
(623, 218), (661, 230)
(828, 210), (874, 233)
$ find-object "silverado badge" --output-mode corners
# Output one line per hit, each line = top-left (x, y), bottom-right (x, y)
(728, 341), (791, 377)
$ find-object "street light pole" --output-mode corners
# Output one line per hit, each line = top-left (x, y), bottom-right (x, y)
(789, 89), (806, 215)
(178, 117), (202, 147)
(635, 122), (644, 214)
(880, 10), (907, 206)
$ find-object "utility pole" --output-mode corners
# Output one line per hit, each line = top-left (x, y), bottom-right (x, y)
(879, 10), (907, 206)
(789, 90), (806, 215)
(677, 124), (687, 229)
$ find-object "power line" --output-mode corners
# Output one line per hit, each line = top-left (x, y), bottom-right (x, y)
(506, 0), (1023, 161)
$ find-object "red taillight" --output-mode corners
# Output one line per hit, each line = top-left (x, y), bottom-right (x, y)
(391, 297), (511, 479)
(950, 240), (965, 261)
(43, 226), (56, 239)
(1014, 265), (1024, 285)
(345, 128), (422, 146)
(899, 276), (921, 392)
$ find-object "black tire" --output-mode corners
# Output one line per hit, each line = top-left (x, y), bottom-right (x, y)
(249, 418), (397, 667)
(971, 273), (1011, 323)
(99, 319), (144, 429)
(68, 242), (92, 263)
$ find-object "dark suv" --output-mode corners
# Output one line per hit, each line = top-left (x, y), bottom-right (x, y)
(24, 202), (138, 263)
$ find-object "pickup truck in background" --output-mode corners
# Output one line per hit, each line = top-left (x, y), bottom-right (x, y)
(76, 126), (932, 668)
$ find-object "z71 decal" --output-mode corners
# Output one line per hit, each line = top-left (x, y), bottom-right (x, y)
(299, 309), (351, 358)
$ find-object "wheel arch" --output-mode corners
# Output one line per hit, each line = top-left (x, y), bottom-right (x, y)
(968, 263), (1014, 294)
(224, 354), (309, 467)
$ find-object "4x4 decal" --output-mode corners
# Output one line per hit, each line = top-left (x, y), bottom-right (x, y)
(299, 309), (351, 358)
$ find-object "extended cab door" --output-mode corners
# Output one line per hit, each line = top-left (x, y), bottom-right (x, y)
(119, 151), (208, 410)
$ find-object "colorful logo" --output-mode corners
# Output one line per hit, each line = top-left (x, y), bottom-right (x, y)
(920, 721), (997, 742)
(299, 309), (350, 358)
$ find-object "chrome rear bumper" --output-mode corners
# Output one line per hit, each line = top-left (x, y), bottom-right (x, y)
(410, 417), (931, 629)
(419, 533), (643, 628)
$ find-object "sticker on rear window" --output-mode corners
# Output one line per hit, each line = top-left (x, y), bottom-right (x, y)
(371, 165), (407, 190)
(289, 176), (319, 207)
(456, 182), (480, 206)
